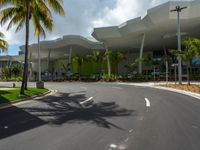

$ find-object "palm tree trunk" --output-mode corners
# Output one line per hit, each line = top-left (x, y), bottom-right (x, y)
(145, 69), (148, 80)
(107, 55), (111, 76)
(21, 0), (30, 94)
(38, 34), (41, 82)
(166, 61), (169, 84)
(187, 64), (190, 85)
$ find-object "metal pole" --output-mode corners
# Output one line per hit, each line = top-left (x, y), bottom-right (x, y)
(170, 6), (187, 84)
(175, 65), (177, 85)
(154, 66), (156, 85)
(177, 8), (182, 84)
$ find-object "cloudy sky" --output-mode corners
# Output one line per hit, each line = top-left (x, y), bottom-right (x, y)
(0, 0), (185, 55)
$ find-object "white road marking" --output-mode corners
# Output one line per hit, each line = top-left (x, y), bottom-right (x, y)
(129, 129), (133, 133)
(4, 126), (8, 129)
(110, 144), (117, 148)
(144, 98), (151, 107)
(112, 86), (122, 89)
(80, 86), (87, 90)
(80, 97), (93, 105)
(124, 138), (129, 142)
(138, 116), (144, 121)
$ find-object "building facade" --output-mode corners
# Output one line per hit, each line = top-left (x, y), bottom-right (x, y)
(1, 0), (200, 80)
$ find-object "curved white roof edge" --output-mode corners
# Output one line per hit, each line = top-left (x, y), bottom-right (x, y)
(92, 0), (200, 41)
(20, 35), (104, 51)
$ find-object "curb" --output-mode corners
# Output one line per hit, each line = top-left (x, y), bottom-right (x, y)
(151, 86), (200, 100)
(0, 88), (57, 110)
(116, 82), (200, 100)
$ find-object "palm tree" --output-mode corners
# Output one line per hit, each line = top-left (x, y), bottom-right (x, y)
(0, 32), (7, 53)
(104, 51), (124, 76)
(104, 50), (112, 76)
(171, 37), (199, 85)
(140, 54), (153, 80)
(111, 52), (124, 74)
(72, 55), (84, 75)
(87, 51), (104, 74)
(0, 0), (64, 94)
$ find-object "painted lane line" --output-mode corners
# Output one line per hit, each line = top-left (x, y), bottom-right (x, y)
(4, 126), (8, 129)
(110, 144), (117, 148)
(124, 138), (129, 142)
(112, 86), (122, 89)
(80, 86), (87, 90)
(144, 98), (151, 107)
(80, 97), (93, 105)
(129, 129), (133, 133)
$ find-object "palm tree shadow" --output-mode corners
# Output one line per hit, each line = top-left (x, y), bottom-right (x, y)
(24, 92), (134, 130)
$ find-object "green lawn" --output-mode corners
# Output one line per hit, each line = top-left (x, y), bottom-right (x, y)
(0, 87), (48, 104)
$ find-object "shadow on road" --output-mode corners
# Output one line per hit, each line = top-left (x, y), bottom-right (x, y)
(0, 91), (133, 140)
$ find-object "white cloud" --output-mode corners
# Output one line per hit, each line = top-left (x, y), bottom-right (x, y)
(92, 0), (175, 27)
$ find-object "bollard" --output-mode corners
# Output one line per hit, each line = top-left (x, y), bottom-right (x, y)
(13, 83), (16, 88)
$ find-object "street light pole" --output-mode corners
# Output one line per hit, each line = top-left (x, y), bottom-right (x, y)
(170, 5), (187, 84)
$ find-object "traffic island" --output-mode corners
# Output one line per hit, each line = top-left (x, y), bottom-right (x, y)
(0, 87), (48, 105)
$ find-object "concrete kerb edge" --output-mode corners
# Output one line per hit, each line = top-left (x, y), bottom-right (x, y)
(0, 88), (57, 109)
(151, 86), (200, 100)
(116, 82), (200, 100)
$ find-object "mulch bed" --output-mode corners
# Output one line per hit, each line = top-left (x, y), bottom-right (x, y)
(160, 84), (200, 94)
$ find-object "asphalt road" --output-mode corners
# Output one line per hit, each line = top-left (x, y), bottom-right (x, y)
(0, 82), (200, 150)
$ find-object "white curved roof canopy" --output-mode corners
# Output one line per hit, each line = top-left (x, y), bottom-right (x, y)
(20, 35), (104, 60)
(92, 0), (200, 51)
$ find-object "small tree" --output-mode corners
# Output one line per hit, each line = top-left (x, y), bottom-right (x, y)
(87, 51), (104, 74)
(104, 51), (124, 76)
(140, 54), (153, 80)
(1, 67), (12, 80)
(171, 37), (199, 85)
(72, 55), (84, 75)
(112, 52), (124, 74)
(12, 65), (22, 78)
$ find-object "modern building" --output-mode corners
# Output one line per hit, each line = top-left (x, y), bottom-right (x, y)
(19, 35), (104, 80)
(92, 0), (200, 74)
(1, 0), (200, 80)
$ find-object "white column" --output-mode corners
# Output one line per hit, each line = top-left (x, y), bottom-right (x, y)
(139, 33), (146, 74)
(47, 49), (51, 72)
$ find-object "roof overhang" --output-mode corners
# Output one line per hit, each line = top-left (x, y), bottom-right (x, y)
(92, 0), (200, 51)
(20, 35), (104, 60)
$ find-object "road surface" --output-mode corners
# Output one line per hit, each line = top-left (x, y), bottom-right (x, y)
(0, 82), (200, 150)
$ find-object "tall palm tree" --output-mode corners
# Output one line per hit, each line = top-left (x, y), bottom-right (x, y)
(0, 0), (64, 94)
(0, 32), (7, 53)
